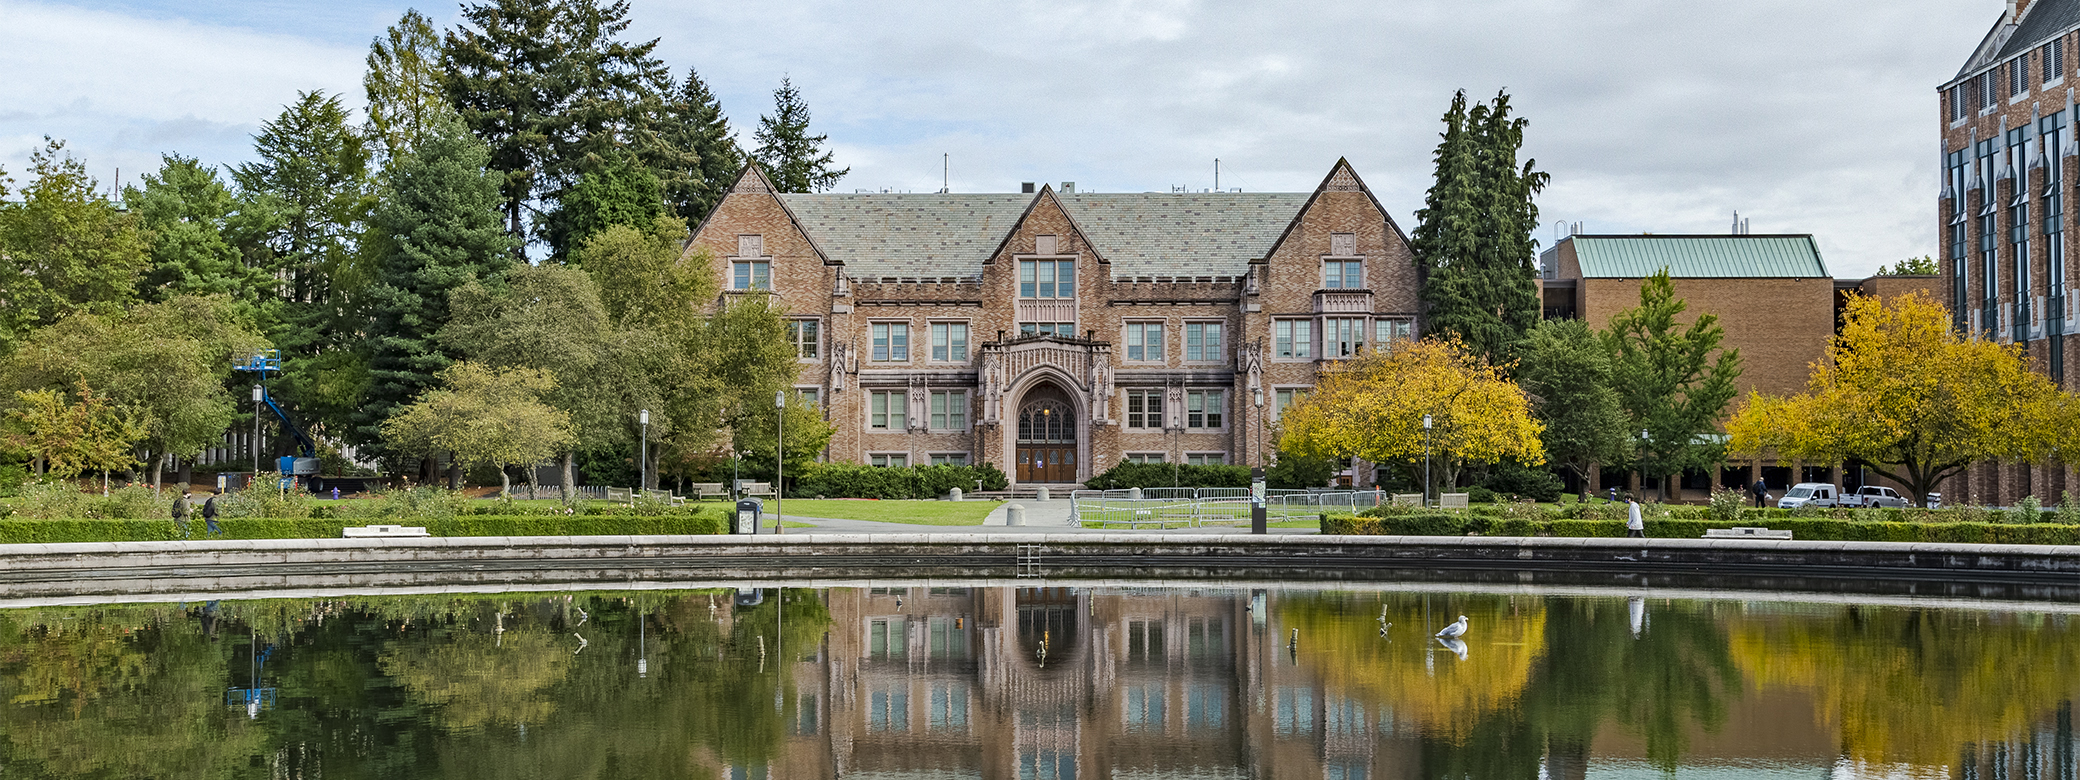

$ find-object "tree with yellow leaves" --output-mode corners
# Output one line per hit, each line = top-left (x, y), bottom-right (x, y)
(1727, 291), (2068, 505)
(1280, 338), (1543, 494)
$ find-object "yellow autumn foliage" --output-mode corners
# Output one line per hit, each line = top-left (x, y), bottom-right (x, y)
(1279, 594), (1545, 741)
(1280, 339), (1544, 471)
(1727, 291), (2074, 502)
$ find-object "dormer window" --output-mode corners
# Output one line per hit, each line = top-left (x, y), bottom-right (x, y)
(731, 234), (770, 291)
(1323, 259), (1363, 289)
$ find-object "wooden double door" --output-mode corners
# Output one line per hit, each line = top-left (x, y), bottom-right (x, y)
(1016, 446), (1077, 483)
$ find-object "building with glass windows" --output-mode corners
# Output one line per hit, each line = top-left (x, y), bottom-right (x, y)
(685, 160), (1416, 485)
(1939, 0), (2080, 504)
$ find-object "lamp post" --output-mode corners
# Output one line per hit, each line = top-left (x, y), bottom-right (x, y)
(1639, 429), (1650, 501)
(774, 390), (786, 535)
(638, 409), (650, 494)
(1422, 414), (1433, 508)
(1252, 387), (1264, 467)
(252, 384), (264, 481)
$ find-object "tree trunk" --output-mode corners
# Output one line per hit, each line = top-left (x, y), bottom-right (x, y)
(560, 452), (577, 504)
(151, 452), (168, 497)
(176, 457), (192, 491)
(446, 451), (461, 491)
(499, 464), (511, 498)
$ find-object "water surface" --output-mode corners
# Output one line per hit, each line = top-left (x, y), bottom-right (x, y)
(0, 585), (2073, 779)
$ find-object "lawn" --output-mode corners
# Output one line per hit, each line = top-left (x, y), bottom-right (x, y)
(771, 499), (1001, 526)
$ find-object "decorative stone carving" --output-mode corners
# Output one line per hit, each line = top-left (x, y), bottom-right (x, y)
(1087, 357), (1112, 423)
(828, 341), (850, 393)
(981, 349), (1003, 423)
(1242, 339), (1264, 394)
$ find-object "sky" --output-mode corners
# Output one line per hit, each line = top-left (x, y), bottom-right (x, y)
(0, 0), (1997, 279)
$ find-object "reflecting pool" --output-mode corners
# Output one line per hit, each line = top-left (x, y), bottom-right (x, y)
(0, 585), (2075, 779)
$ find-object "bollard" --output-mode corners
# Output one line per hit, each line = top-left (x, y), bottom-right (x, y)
(1007, 503), (1026, 526)
(1036, 486), (1050, 502)
(949, 487), (963, 502)
(1127, 487), (1142, 500)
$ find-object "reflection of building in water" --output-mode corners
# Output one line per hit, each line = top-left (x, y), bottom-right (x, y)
(763, 586), (1433, 778)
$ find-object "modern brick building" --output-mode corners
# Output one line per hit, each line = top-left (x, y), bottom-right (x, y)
(1939, 0), (2080, 504)
(686, 160), (1416, 485)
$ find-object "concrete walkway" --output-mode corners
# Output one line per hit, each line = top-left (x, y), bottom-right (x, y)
(772, 498), (1317, 535)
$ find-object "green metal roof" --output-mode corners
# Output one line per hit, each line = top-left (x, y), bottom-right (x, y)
(1570, 235), (1829, 279)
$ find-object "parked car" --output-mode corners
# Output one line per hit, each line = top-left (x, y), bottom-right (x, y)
(1839, 485), (1912, 509)
(1776, 483), (1841, 509)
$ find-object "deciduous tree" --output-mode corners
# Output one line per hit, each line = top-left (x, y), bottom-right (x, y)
(554, 152), (664, 260)
(380, 362), (574, 495)
(1606, 269), (1742, 498)
(0, 138), (149, 351)
(1517, 318), (1630, 496)
(1279, 339), (1543, 495)
(752, 78), (847, 194)
(4, 384), (145, 480)
(1727, 291), (2067, 504)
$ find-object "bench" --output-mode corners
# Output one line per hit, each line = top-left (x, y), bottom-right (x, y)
(1438, 492), (1470, 510)
(1391, 493), (1423, 506)
(688, 482), (727, 500)
(1704, 526), (1794, 540)
(604, 487), (633, 503)
(642, 488), (685, 506)
(342, 525), (429, 538)
(739, 481), (775, 498)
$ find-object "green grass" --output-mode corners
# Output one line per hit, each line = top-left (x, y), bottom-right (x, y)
(772, 499), (1001, 526)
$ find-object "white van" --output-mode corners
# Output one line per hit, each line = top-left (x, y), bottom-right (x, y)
(1776, 483), (1840, 509)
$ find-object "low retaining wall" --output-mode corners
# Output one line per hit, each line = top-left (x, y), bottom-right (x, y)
(6, 534), (2080, 602)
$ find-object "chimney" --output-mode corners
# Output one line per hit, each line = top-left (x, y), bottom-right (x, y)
(1021, 182), (1035, 193)
(1060, 181), (1075, 194)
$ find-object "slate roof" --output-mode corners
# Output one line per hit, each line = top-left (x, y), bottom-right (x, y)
(1568, 235), (1830, 279)
(775, 191), (1314, 280)
(1954, 0), (2080, 81)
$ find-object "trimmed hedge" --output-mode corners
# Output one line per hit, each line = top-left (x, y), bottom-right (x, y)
(1084, 462), (1250, 490)
(1322, 513), (2080, 545)
(789, 462), (1010, 499)
(0, 513), (724, 544)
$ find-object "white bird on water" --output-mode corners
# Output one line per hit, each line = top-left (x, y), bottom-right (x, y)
(1435, 615), (1470, 640)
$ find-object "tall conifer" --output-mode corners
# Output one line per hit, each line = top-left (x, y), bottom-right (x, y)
(1412, 90), (1547, 364)
(753, 78), (848, 194)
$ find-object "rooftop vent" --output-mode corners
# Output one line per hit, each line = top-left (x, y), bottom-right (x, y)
(1060, 181), (1075, 194)
(1021, 182), (1035, 193)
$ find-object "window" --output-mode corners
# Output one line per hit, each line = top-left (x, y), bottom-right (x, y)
(731, 260), (770, 291)
(1330, 232), (1357, 256)
(928, 683), (969, 732)
(794, 387), (821, 408)
(930, 453), (969, 466)
(1125, 390), (1165, 429)
(1373, 318), (1413, 347)
(869, 617), (907, 659)
(1124, 321), (1164, 361)
(1323, 259), (1364, 289)
(928, 616), (968, 660)
(930, 322), (969, 361)
(2049, 40), (2066, 83)
(1184, 321), (1223, 362)
(788, 320), (819, 359)
(929, 390), (967, 430)
(1124, 452), (1165, 464)
(1127, 619), (1165, 663)
(870, 391), (906, 430)
(1186, 453), (1225, 465)
(1124, 684), (1165, 733)
(1274, 319), (1312, 359)
(1950, 85), (1966, 122)
(871, 322), (909, 362)
(1186, 390), (1224, 429)
(1019, 259), (1074, 298)
(1982, 70), (1997, 110)
(1324, 317), (1365, 358)
(1186, 684), (1226, 731)
(1272, 388), (1307, 420)
(1275, 687), (1315, 737)
(867, 684), (909, 732)
(2011, 55), (2030, 98)
(737, 234), (764, 257)
(869, 453), (909, 468)
(2012, 125), (2033, 342)
(1019, 322), (1074, 337)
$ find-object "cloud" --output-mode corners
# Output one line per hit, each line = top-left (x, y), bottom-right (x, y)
(6, 0), (1994, 277)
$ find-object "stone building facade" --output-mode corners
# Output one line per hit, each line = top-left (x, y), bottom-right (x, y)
(685, 160), (1416, 485)
(1939, 0), (2080, 505)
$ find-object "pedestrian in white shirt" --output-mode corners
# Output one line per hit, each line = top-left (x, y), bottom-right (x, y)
(1626, 498), (1645, 538)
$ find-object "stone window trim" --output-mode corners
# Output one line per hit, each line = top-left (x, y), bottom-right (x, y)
(793, 385), (823, 408)
(729, 259), (773, 292)
(928, 320), (972, 363)
(788, 318), (821, 362)
(867, 452), (911, 468)
(1017, 257), (1077, 300)
(928, 389), (969, 432)
(1123, 389), (1166, 430)
(1182, 319), (1226, 364)
(1185, 452), (1227, 466)
(1123, 452), (1167, 464)
(1185, 389), (1226, 430)
(870, 320), (912, 363)
(1272, 318), (1313, 361)
(1270, 385), (1311, 422)
(868, 390), (908, 430)
(929, 452), (970, 466)
(1122, 319), (1167, 363)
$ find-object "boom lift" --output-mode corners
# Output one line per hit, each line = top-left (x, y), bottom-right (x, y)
(232, 350), (321, 483)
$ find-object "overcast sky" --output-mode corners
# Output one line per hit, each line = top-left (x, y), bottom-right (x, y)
(0, 0), (1997, 278)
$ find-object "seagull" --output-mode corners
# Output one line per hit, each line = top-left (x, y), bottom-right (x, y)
(1435, 615), (1469, 640)
(1436, 636), (1468, 660)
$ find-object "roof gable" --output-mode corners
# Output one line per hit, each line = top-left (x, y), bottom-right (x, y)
(1568, 235), (1830, 279)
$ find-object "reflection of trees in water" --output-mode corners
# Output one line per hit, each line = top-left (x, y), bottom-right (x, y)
(1728, 606), (2080, 765)
(0, 591), (831, 780)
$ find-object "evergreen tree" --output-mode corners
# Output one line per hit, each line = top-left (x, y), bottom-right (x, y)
(364, 9), (457, 160)
(1604, 270), (1743, 499)
(354, 120), (517, 461)
(552, 151), (664, 261)
(444, 0), (669, 249)
(752, 78), (848, 193)
(125, 155), (272, 306)
(1411, 90), (1547, 364)
(645, 67), (742, 223)
(0, 138), (150, 352)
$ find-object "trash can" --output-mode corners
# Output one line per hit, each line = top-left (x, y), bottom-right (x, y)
(734, 499), (763, 534)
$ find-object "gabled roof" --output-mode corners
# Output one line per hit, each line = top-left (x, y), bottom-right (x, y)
(1567, 235), (1830, 279)
(1953, 0), (2080, 82)
(1056, 192), (1310, 277)
(775, 193), (1033, 278)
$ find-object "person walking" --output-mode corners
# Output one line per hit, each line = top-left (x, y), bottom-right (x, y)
(1750, 478), (1769, 508)
(1626, 497), (1646, 538)
(202, 491), (221, 535)
(171, 490), (191, 530)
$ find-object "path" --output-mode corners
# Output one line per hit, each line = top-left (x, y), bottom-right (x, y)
(771, 498), (1317, 535)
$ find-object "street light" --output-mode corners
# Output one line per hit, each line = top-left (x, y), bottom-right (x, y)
(774, 390), (786, 535)
(1422, 414), (1433, 508)
(1252, 387), (1264, 467)
(1639, 429), (1650, 501)
(638, 409), (650, 494)
(252, 384), (264, 481)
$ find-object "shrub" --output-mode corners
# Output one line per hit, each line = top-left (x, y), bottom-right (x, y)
(1479, 461), (1563, 503)
(1319, 512), (2080, 545)
(788, 462), (1008, 499)
(1083, 462), (1250, 490)
(2014, 495), (2045, 524)
(0, 463), (27, 498)
(1707, 488), (1746, 523)
(1466, 486), (1498, 504)
(0, 511), (725, 544)
(2063, 491), (2080, 526)
(1562, 500), (1626, 521)
(15, 481), (90, 519)
(1266, 453), (1336, 490)
(215, 487), (317, 519)
(94, 486), (164, 520)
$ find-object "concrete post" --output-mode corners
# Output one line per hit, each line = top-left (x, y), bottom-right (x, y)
(1007, 504), (1026, 526)
(1036, 486), (1050, 502)
(1127, 487), (1142, 500)
(949, 487), (963, 502)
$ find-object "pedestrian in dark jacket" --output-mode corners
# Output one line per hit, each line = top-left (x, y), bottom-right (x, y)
(1751, 478), (1769, 508)
(172, 491), (191, 527)
(202, 491), (221, 534)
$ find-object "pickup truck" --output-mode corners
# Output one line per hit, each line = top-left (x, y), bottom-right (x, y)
(1838, 485), (1912, 509)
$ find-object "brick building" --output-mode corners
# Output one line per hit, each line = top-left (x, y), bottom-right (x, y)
(1939, 0), (2080, 504)
(685, 160), (1416, 485)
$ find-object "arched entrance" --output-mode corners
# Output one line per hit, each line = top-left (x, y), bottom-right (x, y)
(1016, 383), (1078, 483)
